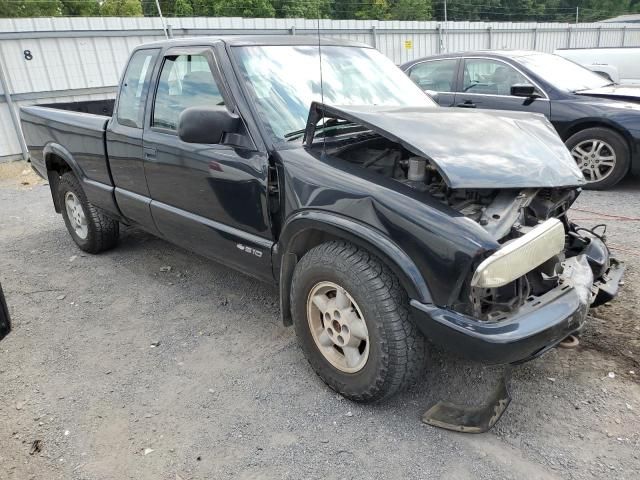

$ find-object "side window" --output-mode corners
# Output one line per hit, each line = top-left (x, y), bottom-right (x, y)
(462, 59), (533, 96)
(152, 54), (224, 131)
(408, 59), (457, 93)
(117, 50), (157, 128)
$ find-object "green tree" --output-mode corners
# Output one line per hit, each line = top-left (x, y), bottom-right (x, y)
(389, 0), (432, 20)
(190, 0), (214, 15)
(60, 0), (100, 15)
(0, 0), (61, 17)
(174, 0), (193, 15)
(100, 0), (142, 16)
(272, 0), (332, 18)
(217, 0), (275, 16)
(356, 0), (390, 19)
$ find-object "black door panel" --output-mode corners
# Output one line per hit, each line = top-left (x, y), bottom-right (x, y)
(143, 49), (273, 281)
(107, 48), (159, 232)
(150, 200), (273, 282)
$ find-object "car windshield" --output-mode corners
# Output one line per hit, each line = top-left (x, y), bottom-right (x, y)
(516, 53), (612, 92)
(233, 45), (436, 141)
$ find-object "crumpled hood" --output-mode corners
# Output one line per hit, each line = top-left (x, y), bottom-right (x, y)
(311, 104), (585, 189)
(575, 84), (640, 103)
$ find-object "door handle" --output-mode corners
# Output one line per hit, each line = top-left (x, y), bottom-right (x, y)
(456, 101), (476, 108)
(143, 148), (157, 160)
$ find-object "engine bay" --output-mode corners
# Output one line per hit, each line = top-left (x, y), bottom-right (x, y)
(326, 134), (606, 322)
(328, 135), (578, 242)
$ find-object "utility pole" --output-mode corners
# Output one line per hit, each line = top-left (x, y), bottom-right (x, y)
(155, 0), (169, 39)
(443, 0), (448, 53)
(576, 6), (579, 24)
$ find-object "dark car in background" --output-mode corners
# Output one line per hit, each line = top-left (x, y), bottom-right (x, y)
(401, 51), (640, 189)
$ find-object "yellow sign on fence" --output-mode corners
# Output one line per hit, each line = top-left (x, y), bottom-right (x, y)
(404, 40), (413, 49)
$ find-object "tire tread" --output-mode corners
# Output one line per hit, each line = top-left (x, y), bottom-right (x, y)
(58, 172), (119, 254)
(291, 240), (427, 403)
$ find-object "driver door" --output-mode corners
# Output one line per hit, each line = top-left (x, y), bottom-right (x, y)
(142, 47), (273, 281)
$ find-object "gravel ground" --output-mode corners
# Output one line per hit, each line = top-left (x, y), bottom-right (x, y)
(1, 161), (639, 480)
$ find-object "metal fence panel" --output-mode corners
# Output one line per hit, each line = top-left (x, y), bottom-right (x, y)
(1, 17), (639, 159)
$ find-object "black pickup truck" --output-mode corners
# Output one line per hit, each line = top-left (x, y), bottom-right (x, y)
(21, 36), (623, 405)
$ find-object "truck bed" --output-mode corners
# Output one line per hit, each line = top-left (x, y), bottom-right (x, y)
(20, 100), (114, 186)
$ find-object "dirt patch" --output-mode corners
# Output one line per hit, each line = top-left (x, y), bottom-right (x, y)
(0, 160), (45, 189)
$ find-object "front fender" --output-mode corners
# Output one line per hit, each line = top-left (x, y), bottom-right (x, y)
(275, 210), (433, 326)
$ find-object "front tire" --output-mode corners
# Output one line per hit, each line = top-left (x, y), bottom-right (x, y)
(291, 241), (427, 403)
(57, 172), (119, 253)
(566, 127), (630, 190)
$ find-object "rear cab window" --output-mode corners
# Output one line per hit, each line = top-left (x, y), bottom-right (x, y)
(116, 49), (158, 128)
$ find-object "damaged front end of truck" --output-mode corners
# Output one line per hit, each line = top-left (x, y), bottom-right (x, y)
(295, 103), (624, 431)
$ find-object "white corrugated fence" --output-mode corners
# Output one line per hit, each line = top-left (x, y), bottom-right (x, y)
(1, 16), (639, 160)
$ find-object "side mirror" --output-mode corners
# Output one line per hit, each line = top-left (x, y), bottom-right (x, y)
(178, 106), (240, 144)
(424, 89), (440, 103)
(0, 283), (10, 342)
(510, 84), (539, 98)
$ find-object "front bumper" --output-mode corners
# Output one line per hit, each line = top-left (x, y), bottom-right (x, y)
(410, 255), (624, 365)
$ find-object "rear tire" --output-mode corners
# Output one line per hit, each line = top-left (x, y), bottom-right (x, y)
(291, 241), (427, 403)
(566, 127), (629, 190)
(57, 172), (119, 253)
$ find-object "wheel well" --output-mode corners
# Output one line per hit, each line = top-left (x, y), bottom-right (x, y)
(286, 228), (343, 258)
(46, 153), (72, 175)
(562, 121), (630, 148)
(45, 153), (73, 213)
(278, 227), (423, 326)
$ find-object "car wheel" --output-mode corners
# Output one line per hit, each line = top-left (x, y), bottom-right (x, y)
(58, 172), (119, 253)
(290, 240), (427, 403)
(566, 127), (630, 190)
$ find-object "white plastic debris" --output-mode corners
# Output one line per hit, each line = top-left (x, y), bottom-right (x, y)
(608, 372), (616, 379)
(144, 448), (154, 456)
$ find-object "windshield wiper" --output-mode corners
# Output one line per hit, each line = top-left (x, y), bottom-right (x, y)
(284, 119), (354, 142)
(283, 128), (307, 141)
(574, 82), (617, 93)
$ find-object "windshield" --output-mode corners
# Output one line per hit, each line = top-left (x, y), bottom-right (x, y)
(517, 53), (611, 92)
(234, 45), (436, 140)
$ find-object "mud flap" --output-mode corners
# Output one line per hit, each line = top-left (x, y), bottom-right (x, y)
(422, 367), (512, 433)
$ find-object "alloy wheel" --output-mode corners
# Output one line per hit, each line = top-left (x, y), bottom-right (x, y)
(571, 139), (616, 184)
(306, 281), (370, 373)
(64, 191), (88, 239)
